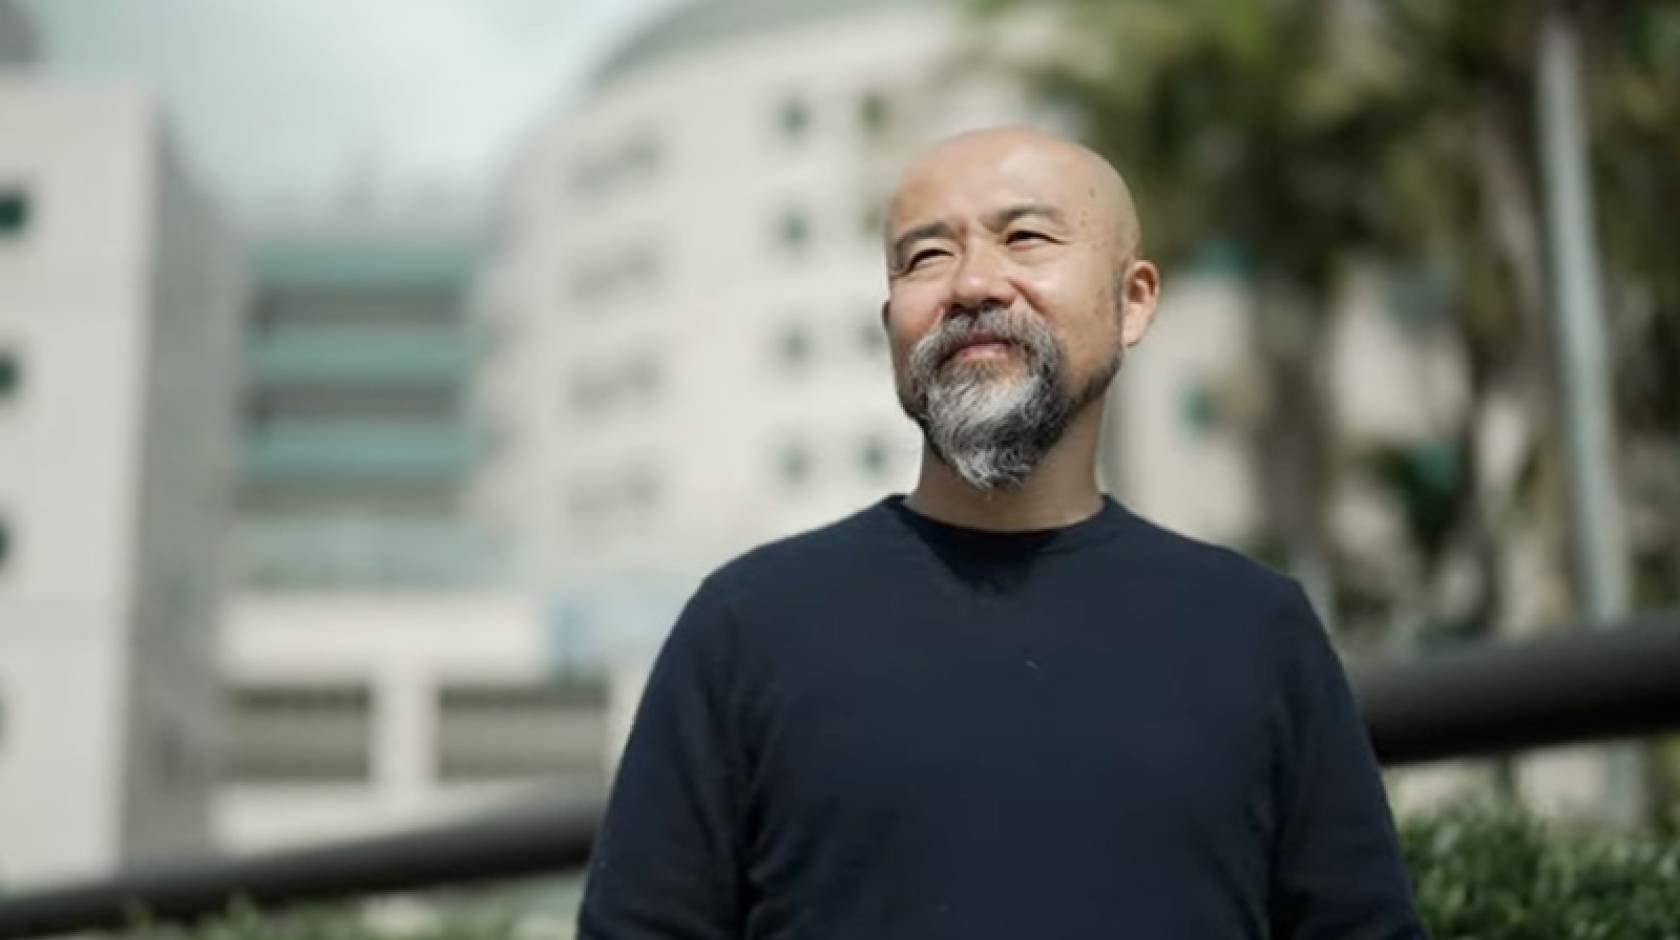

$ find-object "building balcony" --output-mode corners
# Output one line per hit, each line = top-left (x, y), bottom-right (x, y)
(243, 421), (477, 486)
(256, 240), (474, 290)
(246, 327), (472, 387)
(233, 516), (502, 590)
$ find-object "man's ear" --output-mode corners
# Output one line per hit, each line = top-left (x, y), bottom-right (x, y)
(1118, 259), (1161, 348)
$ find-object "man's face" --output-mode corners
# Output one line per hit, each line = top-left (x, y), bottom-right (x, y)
(883, 133), (1148, 489)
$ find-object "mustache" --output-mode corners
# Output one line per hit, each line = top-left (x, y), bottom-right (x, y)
(908, 305), (1054, 376)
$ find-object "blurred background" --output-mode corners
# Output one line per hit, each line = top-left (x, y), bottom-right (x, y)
(0, 0), (1676, 934)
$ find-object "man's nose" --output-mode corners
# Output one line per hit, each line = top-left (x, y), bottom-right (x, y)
(947, 243), (1017, 312)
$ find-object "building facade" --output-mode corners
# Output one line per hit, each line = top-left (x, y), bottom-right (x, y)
(0, 75), (246, 886)
(216, 591), (602, 851)
(235, 222), (494, 591)
(215, 213), (609, 851)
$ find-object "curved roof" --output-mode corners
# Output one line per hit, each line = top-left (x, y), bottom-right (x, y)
(592, 0), (943, 90)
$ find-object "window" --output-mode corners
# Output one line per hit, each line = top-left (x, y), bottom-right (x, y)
(859, 434), (891, 480)
(859, 202), (886, 244)
(570, 263), (612, 303)
(779, 96), (810, 141)
(626, 467), (660, 512)
(0, 187), (27, 237)
(0, 348), (18, 400)
(567, 486), (598, 526)
(858, 312), (888, 357)
(569, 372), (602, 413)
(778, 439), (812, 488)
(859, 92), (890, 137)
(776, 323), (812, 372)
(777, 208), (811, 253)
(626, 355), (662, 400)
(1180, 382), (1220, 435)
(222, 684), (372, 783)
(436, 681), (607, 782)
(623, 134), (661, 176)
(624, 244), (661, 289)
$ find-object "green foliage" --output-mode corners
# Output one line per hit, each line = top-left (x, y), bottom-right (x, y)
(117, 898), (523, 940)
(1401, 803), (1680, 938)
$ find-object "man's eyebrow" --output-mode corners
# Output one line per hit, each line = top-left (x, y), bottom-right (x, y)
(889, 220), (955, 264)
(984, 202), (1066, 230)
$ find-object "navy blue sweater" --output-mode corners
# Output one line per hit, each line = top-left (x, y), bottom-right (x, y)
(578, 497), (1423, 938)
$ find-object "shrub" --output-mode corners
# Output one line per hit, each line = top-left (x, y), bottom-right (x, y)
(1401, 803), (1680, 938)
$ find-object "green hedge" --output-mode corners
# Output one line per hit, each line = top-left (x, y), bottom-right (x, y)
(1400, 803), (1680, 938)
(110, 806), (1680, 938)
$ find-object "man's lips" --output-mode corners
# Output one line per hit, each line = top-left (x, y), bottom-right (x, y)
(944, 334), (1019, 364)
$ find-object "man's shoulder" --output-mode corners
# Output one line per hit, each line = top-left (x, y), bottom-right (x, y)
(703, 499), (890, 599)
(1113, 504), (1300, 610)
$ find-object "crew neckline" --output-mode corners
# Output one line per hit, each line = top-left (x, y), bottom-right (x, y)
(877, 493), (1129, 558)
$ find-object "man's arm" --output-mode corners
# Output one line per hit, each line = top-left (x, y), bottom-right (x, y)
(577, 579), (746, 939)
(1268, 585), (1425, 940)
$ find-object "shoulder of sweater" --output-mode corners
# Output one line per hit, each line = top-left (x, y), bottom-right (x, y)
(1112, 504), (1302, 609)
(701, 501), (886, 597)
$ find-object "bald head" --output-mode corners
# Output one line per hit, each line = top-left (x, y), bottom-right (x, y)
(887, 126), (1142, 264)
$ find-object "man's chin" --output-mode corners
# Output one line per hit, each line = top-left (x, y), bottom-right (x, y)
(940, 356), (1030, 386)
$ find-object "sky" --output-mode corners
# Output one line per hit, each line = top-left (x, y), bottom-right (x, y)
(20, 0), (679, 219)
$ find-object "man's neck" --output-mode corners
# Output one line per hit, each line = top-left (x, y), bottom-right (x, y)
(905, 408), (1106, 532)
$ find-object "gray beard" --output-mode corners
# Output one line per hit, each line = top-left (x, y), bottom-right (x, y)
(899, 306), (1119, 491)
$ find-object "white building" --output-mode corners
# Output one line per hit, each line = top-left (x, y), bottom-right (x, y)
(216, 592), (603, 852)
(473, 0), (1260, 662)
(212, 203), (603, 853)
(0, 75), (246, 886)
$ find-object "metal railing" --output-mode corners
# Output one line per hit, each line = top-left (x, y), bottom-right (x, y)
(1, 611), (1676, 939)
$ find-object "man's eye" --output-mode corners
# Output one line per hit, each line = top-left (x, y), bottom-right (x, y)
(907, 248), (947, 268)
(1007, 230), (1048, 245)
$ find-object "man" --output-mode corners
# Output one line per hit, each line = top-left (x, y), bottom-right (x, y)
(577, 127), (1423, 938)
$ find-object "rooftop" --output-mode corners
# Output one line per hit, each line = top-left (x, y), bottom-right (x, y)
(591, 0), (943, 90)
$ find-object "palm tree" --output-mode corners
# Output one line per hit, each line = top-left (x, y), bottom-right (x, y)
(969, 0), (1680, 819)
(970, 0), (1429, 625)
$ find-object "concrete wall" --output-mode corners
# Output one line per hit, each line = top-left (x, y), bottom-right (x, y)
(0, 78), (242, 886)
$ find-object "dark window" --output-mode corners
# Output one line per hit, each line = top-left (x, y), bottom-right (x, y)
(860, 92), (890, 136)
(222, 684), (372, 784)
(0, 188), (28, 237)
(624, 134), (661, 176)
(777, 323), (812, 372)
(627, 467), (659, 511)
(1180, 382), (1220, 434)
(779, 96), (810, 141)
(859, 312), (888, 357)
(778, 440), (811, 487)
(860, 202), (886, 244)
(436, 681), (607, 783)
(0, 349), (19, 399)
(859, 435), (890, 480)
(778, 209), (811, 252)
(627, 355), (662, 399)
(624, 245), (661, 290)
(570, 372), (603, 413)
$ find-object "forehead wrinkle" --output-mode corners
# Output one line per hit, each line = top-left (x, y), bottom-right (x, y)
(982, 202), (1067, 231)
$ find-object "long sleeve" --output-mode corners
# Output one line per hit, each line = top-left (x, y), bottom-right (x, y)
(577, 578), (747, 940)
(1268, 585), (1425, 940)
